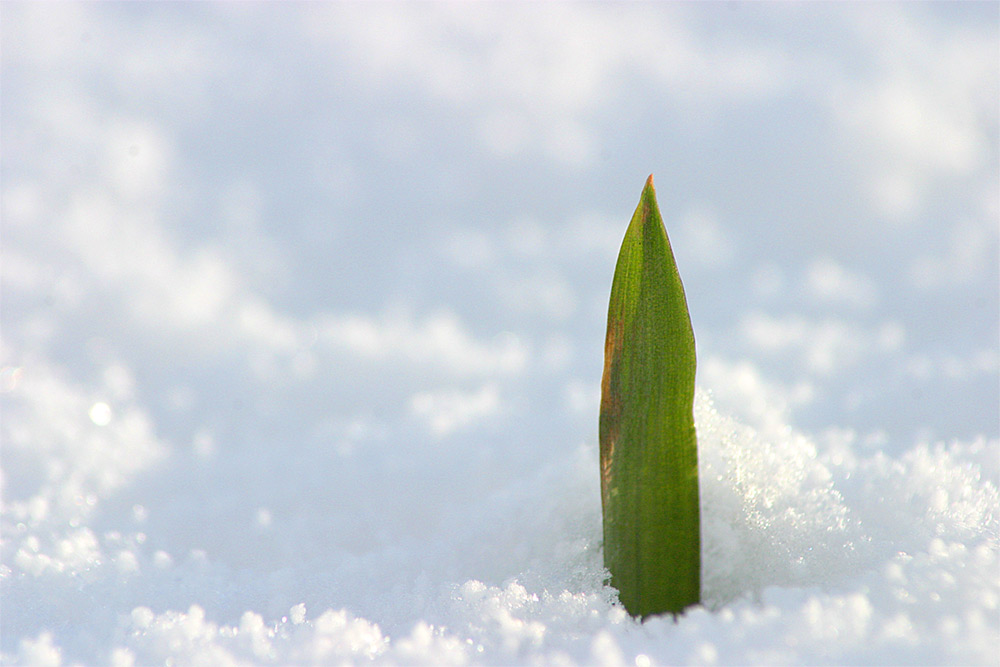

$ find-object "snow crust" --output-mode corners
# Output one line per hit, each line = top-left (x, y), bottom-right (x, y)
(3, 367), (997, 664)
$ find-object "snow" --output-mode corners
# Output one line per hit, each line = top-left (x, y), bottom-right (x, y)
(2, 3), (998, 665)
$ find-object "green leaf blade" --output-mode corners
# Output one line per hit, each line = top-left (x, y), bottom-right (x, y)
(600, 175), (700, 618)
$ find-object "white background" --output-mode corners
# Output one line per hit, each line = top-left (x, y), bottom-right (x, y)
(2, 3), (998, 664)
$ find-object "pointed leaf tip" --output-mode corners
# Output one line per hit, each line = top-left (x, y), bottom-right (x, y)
(645, 173), (654, 189)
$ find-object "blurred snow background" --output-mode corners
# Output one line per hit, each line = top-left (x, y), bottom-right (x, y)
(1, 3), (997, 665)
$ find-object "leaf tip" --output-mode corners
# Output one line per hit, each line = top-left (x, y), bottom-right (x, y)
(645, 173), (655, 190)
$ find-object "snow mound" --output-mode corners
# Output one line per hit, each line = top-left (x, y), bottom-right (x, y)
(3, 377), (997, 665)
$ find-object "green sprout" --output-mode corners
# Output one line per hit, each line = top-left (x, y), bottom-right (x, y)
(600, 175), (700, 618)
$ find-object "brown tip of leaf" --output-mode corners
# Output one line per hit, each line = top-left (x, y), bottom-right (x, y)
(646, 174), (654, 189)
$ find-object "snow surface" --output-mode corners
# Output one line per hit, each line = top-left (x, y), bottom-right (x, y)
(2, 3), (998, 665)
